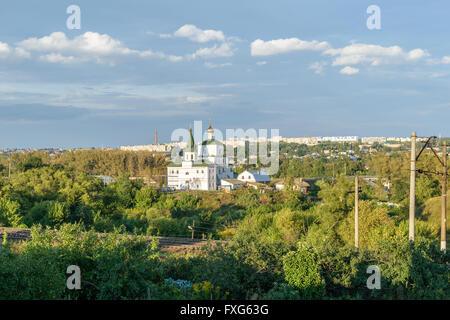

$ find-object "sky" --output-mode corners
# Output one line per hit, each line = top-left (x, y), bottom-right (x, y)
(1, 1), (450, 148)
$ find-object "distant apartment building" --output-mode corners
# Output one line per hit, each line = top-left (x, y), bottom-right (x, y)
(387, 137), (411, 143)
(282, 137), (319, 145)
(319, 136), (359, 143)
(120, 142), (185, 153)
(361, 137), (387, 144)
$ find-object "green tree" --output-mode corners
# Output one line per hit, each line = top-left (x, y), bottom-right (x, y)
(0, 198), (23, 227)
(24, 200), (68, 228)
(135, 186), (159, 210)
(282, 247), (325, 299)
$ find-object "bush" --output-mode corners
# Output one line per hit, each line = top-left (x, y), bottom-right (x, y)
(0, 224), (163, 300)
(24, 200), (68, 228)
(0, 198), (24, 227)
(262, 282), (302, 300)
(282, 247), (325, 299)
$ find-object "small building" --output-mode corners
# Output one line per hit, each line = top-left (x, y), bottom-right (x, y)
(246, 181), (269, 192)
(273, 178), (310, 194)
(237, 170), (270, 183)
(220, 179), (246, 192)
(93, 175), (115, 185)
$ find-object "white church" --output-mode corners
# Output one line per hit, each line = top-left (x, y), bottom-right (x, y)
(167, 121), (235, 190)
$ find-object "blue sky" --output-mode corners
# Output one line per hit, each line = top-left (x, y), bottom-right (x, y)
(1, 1), (450, 148)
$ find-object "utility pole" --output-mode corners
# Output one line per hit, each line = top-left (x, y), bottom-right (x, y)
(414, 135), (447, 250)
(409, 132), (416, 242)
(332, 161), (335, 178)
(355, 175), (359, 249)
(8, 156), (11, 179)
(441, 141), (447, 251)
(191, 220), (195, 239)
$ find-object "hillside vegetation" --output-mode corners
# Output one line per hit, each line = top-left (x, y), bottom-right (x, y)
(0, 149), (448, 300)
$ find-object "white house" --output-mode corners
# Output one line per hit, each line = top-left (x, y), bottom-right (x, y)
(220, 179), (245, 192)
(237, 170), (270, 183)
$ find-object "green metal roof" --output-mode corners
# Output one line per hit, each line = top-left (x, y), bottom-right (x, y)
(201, 139), (223, 146)
(188, 128), (195, 152)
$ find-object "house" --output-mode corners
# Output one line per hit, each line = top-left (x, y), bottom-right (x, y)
(93, 175), (115, 185)
(129, 176), (164, 187)
(273, 178), (310, 194)
(237, 170), (270, 183)
(246, 181), (268, 191)
(219, 179), (246, 192)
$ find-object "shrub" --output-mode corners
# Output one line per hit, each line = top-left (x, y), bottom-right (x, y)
(282, 247), (325, 299)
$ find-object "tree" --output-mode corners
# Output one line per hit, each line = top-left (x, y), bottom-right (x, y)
(0, 198), (23, 227)
(282, 247), (325, 299)
(337, 200), (394, 250)
(135, 187), (159, 210)
(24, 200), (68, 228)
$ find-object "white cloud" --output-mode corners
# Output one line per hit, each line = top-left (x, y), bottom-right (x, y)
(16, 31), (182, 64)
(0, 41), (11, 57)
(0, 41), (30, 60)
(407, 48), (428, 60)
(256, 61), (267, 66)
(157, 24), (237, 60)
(204, 62), (232, 69)
(324, 43), (429, 67)
(14, 47), (31, 59)
(250, 38), (330, 56)
(339, 66), (359, 75)
(188, 42), (234, 59)
(18, 32), (133, 55)
(139, 49), (183, 62)
(185, 96), (217, 103)
(441, 56), (450, 64)
(39, 53), (80, 64)
(173, 24), (225, 43)
(309, 61), (327, 74)
(161, 24), (225, 43)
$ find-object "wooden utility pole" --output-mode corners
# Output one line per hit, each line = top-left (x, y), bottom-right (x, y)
(441, 141), (447, 251)
(409, 132), (416, 242)
(191, 220), (195, 239)
(355, 175), (359, 249)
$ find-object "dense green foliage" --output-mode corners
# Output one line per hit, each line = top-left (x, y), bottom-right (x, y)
(0, 148), (448, 300)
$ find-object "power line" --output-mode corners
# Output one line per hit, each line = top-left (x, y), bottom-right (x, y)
(410, 133), (447, 251)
